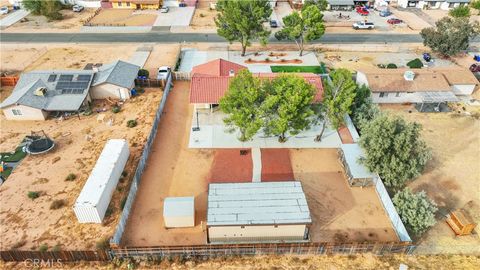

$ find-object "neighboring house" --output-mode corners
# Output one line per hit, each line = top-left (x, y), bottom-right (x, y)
(0, 60), (139, 121)
(328, 0), (355, 10)
(109, 0), (162, 9)
(356, 68), (478, 104)
(397, 0), (470, 10)
(207, 181), (312, 244)
(189, 59), (323, 110)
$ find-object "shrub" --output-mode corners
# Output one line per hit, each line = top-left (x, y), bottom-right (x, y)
(137, 69), (149, 78)
(127, 119), (137, 128)
(96, 238), (110, 250)
(52, 245), (61, 252)
(449, 6), (471, 17)
(200, 13), (205, 17)
(386, 63), (397, 69)
(50, 199), (66, 210)
(27, 191), (40, 200)
(121, 171), (128, 178)
(406, 58), (423, 69)
(112, 106), (121, 114)
(65, 173), (76, 181)
(38, 244), (48, 252)
(472, 0), (480, 10)
(393, 188), (437, 236)
(377, 64), (386, 68)
(121, 197), (127, 210)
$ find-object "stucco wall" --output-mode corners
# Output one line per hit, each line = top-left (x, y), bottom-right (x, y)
(90, 83), (131, 100)
(2, 105), (48, 121)
(112, 2), (135, 9)
(451, 84), (476, 96)
(208, 224), (307, 243)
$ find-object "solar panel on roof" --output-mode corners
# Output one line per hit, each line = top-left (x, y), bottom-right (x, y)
(59, 75), (74, 81)
(77, 75), (92, 81)
(61, 89), (85, 95)
(47, 74), (57, 82)
(56, 81), (89, 90)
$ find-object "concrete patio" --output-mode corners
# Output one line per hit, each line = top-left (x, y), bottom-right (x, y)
(188, 109), (342, 149)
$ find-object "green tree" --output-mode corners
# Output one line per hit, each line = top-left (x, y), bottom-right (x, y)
(359, 114), (431, 190)
(262, 74), (316, 142)
(393, 188), (437, 236)
(352, 98), (380, 132)
(23, 0), (63, 20)
(315, 69), (356, 141)
(275, 5), (325, 56)
(303, 0), (328, 11)
(220, 70), (265, 142)
(420, 17), (479, 57)
(449, 5), (471, 17)
(472, 0), (480, 10)
(22, 0), (43, 15)
(215, 0), (272, 56)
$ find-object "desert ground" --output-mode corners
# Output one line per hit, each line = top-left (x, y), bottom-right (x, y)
(88, 9), (157, 27)
(2, 254), (480, 269)
(190, 6), (217, 30)
(381, 104), (480, 254)
(121, 82), (397, 246)
(0, 44), (180, 250)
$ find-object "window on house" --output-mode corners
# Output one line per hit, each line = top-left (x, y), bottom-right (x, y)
(449, 3), (454, 8)
(118, 2), (122, 6)
(379, 92), (389, 98)
(126, 2), (130, 6)
(396, 92), (400, 97)
(12, 109), (22, 115)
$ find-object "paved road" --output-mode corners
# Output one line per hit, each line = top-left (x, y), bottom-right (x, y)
(0, 32), (426, 44)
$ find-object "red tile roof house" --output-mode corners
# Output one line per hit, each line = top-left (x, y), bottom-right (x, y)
(189, 59), (324, 111)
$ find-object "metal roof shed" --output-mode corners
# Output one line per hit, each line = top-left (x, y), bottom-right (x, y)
(339, 143), (378, 187)
(207, 181), (312, 244)
(163, 197), (195, 228)
(73, 139), (129, 223)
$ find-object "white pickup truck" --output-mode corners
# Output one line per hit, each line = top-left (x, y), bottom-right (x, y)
(352, 21), (375, 30)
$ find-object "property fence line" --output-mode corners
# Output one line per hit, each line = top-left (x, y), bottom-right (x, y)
(109, 242), (415, 259)
(343, 114), (360, 143)
(172, 71), (191, 81)
(83, 7), (102, 26)
(0, 250), (109, 262)
(110, 73), (174, 247)
(134, 78), (165, 88)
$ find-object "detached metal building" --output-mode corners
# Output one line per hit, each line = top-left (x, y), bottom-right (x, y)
(73, 139), (129, 223)
(339, 143), (379, 187)
(207, 181), (312, 244)
(163, 197), (195, 228)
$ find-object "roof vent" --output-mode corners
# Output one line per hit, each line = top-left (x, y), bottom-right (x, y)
(34, 87), (47, 97)
(229, 69), (235, 77)
(404, 71), (415, 81)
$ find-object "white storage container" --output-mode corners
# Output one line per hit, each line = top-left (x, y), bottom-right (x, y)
(73, 139), (129, 223)
(163, 197), (195, 228)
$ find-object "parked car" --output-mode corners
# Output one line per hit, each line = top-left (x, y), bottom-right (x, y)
(352, 21), (375, 30)
(470, 64), (480, 73)
(0, 6), (9, 15)
(72, 5), (84, 12)
(379, 10), (392, 17)
(157, 66), (171, 80)
(270, 20), (278, 28)
(387, 18), (403, 24)
(160, 6), (169, 13)
(356, 6), (369, 16)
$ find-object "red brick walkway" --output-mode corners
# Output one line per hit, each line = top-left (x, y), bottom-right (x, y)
(261, 149), (294, 182)
(208, 149), (252, 183)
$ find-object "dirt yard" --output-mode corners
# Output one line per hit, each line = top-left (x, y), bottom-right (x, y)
(88, 9), (156, 27)
(0, 88), (163, 250)
(190, 6), (217, 29)
(381, 105), (480, 254)
(290, 149), (398, 243)
(121, 82), (213, 247)
(4, 8), (97, 33)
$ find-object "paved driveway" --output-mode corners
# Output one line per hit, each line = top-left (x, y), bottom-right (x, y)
(0, 9), (30, 29)
(154, 7), (195, 27)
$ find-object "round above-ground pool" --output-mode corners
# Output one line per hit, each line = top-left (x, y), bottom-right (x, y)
(26, 138), (55, 155)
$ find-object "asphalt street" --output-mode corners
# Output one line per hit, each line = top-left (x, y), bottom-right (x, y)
(0, 32), (428, 44)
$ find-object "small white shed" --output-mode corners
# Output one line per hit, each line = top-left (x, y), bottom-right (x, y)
(339, 143), (379, 187)
(163, 197), (195, 228)
(73, 139), (129, 223)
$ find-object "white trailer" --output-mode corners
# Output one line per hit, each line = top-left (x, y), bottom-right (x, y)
(73, 139), (129, 223)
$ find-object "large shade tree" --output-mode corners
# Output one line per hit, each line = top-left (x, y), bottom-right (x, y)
(275, 4), (325, 56)
(219, 70), (265, 142)
(359, 114), (431, 190)
(393, 188), (437, 236)
(315, 68), (356, 141)
(420, 17), (479, 57)
(262, 74), (316, 142)
(215, 0), (272, 56)
(303, 0), (328, 11)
